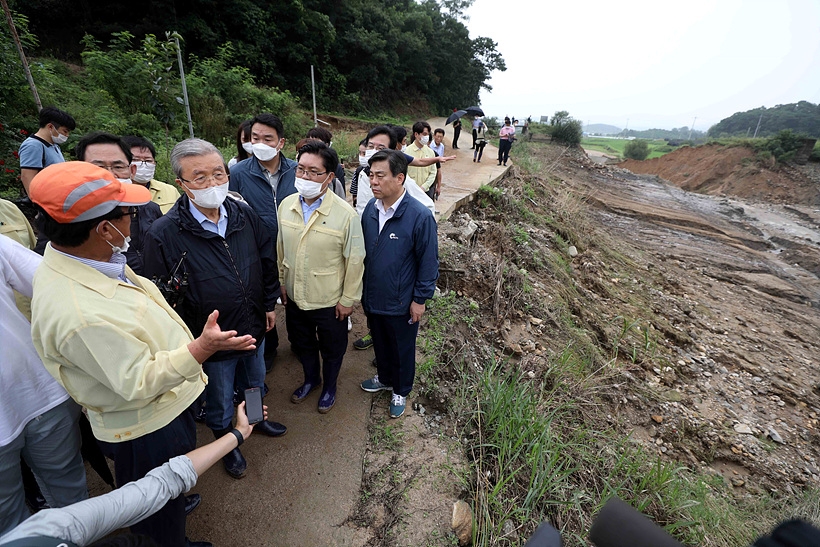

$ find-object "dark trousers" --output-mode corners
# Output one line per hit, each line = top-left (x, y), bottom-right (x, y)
(453, 126), (461, 148)
(285, 300), (348, 393)
(368, 312), (419, 397)
(474, 141), (487, 161)
(99, 408), (197, 547)
(498, 139), (512, 164)
(265, 324), (279, 357)
(471, 128), (478, 148)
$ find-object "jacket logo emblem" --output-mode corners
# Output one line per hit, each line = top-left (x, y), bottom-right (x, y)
(389, 233), (398, 240)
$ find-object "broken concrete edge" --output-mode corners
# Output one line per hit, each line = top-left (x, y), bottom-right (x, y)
(440, 166), (511, 222)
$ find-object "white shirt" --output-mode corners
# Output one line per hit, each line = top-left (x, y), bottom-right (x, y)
(355, 172), (435, 218)
(375, 189), (407, 234)
(0, 236), (70, 447)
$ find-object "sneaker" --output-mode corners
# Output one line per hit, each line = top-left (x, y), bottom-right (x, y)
(389, 394), (406, 418)
(353, 333), (373, 350)
(361, 375), (391, 393)
(347, 316), (353, 332)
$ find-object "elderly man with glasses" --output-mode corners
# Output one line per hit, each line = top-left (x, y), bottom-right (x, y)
(276, 141), (365, 414)
(74, 132), (163, 275)
(144, 138), (286, 481)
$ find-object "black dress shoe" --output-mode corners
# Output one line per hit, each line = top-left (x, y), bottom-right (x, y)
(184, 493), (201, 515)
(222, 448), (247, 479)
(254, 420), (287, 437)
(291, 382), (319, 404)
(186, 538), (213, 547)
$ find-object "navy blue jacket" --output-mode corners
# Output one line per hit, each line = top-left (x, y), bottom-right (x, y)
(361, 192), (438, 316)
(228, 155), (297, 245)
(126, 200), (162, 275)
(143, 195), (280, 361)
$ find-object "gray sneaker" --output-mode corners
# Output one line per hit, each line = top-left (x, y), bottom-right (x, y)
(360, 375), (391, 393)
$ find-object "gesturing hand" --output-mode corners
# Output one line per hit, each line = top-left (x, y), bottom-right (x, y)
(188, 310), (256, 363)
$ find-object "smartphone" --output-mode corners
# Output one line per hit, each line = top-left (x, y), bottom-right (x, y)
(244, 387), (264, 424)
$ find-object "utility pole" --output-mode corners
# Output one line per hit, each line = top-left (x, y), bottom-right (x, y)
(311, 65), (318, 127)
(172, 32), (194, 139)
(1, 0), (42, 111)
(753, 114), (763, 138)
(688, 117), (697, 141)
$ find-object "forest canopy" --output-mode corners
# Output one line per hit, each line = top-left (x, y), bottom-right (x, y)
(9, 0), (506, 114)
(708, 101), (820, 138)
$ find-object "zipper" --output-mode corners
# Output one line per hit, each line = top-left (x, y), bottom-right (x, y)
(221, 239), (252, 339)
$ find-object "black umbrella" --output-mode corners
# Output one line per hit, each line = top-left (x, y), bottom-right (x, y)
(445, 110), (467, 125)
(465, 106), (485, 117)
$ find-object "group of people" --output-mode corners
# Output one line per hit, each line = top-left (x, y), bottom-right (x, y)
(0, 107), (443, 546)
(451, 113), (516, 165)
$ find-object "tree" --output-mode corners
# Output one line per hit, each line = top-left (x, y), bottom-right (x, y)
(550, 111), (582, 146)
(624, 139), (650, 160)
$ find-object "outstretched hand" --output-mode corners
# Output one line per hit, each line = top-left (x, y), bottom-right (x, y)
(188, 310), (256, 363)
(438, 155), (457, 164)
(235, 401), (267, 441)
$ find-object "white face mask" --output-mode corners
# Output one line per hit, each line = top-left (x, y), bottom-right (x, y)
(420, 135), (430, 145)
(252, 143), (279, 162)
(358, 154), (369, 168)
(117, 178), (132, 185)
(131, 162), (156, 184)
(241, 142), (254, 155)
(364, 149), (378, 163)
(401, 144), (407, 152)
(295, 176), (326, 200)
(184, 181), (229, 209)
(51, 129), (68, 145)
(97, 221), (130, 254)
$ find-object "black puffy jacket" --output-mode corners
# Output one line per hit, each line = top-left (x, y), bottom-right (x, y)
(143, 195), (280, 361)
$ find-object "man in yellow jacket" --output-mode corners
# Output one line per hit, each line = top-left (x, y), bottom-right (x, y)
(277, 141), (365, 413)
(28, 162), (255, 547)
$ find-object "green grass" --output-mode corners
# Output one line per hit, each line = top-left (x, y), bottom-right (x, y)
(581, 137), (679, 160)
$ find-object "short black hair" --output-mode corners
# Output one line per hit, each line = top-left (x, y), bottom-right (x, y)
(121, 136), (156, 159)
(369, 149), (407, 178)
(358, 138), (368, 147)
(75, 132), (132, 163)
(392, 126), (408, 146)
(434, 128), (445, 136)
(297, 141), (337, 175)
(306, 127), (333, 145)
(366, 126), (397, 151)
(412, 121), (431, 136)
(39, 106), (76, 131)
(37, 206), (125, 247)
(251, 113), (284, 140)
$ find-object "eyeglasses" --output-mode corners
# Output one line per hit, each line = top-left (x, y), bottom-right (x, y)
(119, 206), (138, 219)
(91, 162), (131, 177)
(366, 143), (389, 151)
(131, 160), (156, 166)
(179, 171), (228, 186)
(295, 166), (328, 180)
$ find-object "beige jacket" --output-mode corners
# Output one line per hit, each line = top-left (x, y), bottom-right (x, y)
(31, 246), (206, 442)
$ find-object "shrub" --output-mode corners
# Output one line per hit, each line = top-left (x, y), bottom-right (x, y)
(624, 139), (650, 160)
(550, 110), (582, 146)
(757, 129), (805, 163)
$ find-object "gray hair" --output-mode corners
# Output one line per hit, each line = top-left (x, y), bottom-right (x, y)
(170, 138), (224, 178)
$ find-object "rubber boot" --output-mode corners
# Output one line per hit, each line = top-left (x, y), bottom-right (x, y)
(212, 428), (246, 479)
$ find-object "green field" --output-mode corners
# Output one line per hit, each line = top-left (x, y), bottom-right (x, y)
(581, 137), (679, 160)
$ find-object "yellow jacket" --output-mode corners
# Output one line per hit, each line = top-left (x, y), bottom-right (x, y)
(277, 191), (365, 310)
(405, 143), (437, 191)
(148, 179), (181, 214)
(31, 245), (206, 443)
(0, 198), (36, 319)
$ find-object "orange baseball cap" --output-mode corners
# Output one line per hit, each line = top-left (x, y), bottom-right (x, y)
(29, 162), (151, 223)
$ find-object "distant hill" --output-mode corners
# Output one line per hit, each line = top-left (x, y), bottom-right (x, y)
(708, 101), (820, 138)
(586, 123), (621, 135)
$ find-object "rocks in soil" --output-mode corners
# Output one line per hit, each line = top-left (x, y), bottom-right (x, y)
(452, 500), (473, 546)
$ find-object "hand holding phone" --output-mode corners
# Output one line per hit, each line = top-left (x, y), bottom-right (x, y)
(244, 387), (264, 424)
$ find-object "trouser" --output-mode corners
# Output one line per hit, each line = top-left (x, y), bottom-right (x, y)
(472, 128), (478, 148)
(498, 139), (512, 164)
(426, 183), (437, 201)
(453, 126), (461, 147)
(264, 324), (279, 357)
(368, 312), (420, 397)
(285, 300), (348, 393)
(0, 398), (87, 536)
(203, 341), (267, 431)
(474, 141), (487, 161)
(99, 408), (197, 547)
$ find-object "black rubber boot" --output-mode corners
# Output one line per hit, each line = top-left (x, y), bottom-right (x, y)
(212, 428), (247, 479)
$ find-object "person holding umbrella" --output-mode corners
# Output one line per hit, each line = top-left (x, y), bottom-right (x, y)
(451, 109), (462, 149)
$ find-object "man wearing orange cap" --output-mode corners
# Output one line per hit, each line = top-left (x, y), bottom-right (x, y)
(27, 162), (254, 547)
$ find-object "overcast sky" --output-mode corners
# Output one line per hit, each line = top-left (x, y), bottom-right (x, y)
(466, 0), (820, 131)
